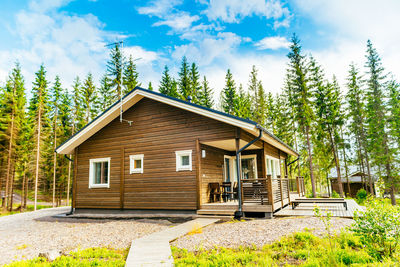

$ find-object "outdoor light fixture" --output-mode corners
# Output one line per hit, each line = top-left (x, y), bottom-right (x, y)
(202, 150), (206, 158)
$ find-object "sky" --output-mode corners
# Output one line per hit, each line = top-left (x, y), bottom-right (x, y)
(0, 0), (399, 99)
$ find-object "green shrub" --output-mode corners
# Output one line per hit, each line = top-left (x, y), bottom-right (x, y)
(331, 190), (340, 198)
(356, 188), (368, 204)
(350, 199), (400, 259)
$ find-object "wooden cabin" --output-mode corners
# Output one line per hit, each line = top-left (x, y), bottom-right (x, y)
(330, 171), (376, 197)
(56, 87), (300, 217)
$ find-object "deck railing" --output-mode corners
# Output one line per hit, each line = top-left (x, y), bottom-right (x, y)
(296, 176), (305, 197)
(240, 175), (291, 209)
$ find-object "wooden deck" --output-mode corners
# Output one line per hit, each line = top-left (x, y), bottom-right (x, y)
(197, 201), (273, 216)
(274, 199), (365, 218)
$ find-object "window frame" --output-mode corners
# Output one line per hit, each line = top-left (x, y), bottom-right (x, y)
(89, 157), (111, 188)
(129, 154), (144, 174)
(175, 150), (192, 171)
(265, 156), (281, 178)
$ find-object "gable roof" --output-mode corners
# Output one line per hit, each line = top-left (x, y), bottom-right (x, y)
(56, 87), (299, 156)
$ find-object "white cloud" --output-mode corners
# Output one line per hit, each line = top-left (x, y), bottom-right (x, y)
(204, 0), (291, 27)
(255, 36), (290, 50)
(293, 0), (400, 88)
(137, 0), (182, 17)
(153, 12), (200, 31)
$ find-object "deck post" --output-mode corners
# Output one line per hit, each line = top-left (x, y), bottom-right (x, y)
(296, 176), (300, 197)
(72, 147), (78, 210)
(195, 139), (202, 210)
(279, 175), (284, 208)
(286, 175), (291, 204)
(267, 174), (273, 210)
(120, 147), (125, 210)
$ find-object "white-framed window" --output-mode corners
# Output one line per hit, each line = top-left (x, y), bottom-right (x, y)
(175, 150), (192, 171)
(266, 156), (281, 178)
(130, 154), (144, 174)
(89, 158), (110, 188)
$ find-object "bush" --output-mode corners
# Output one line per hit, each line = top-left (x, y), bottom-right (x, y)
(356, 188), (368, 204)
(350, 199), (400, 259)
(331, 190), (340, 198)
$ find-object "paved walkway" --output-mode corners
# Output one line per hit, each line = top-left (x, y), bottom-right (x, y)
(125, 218), (218, 266)
(274, 199), (365, 218)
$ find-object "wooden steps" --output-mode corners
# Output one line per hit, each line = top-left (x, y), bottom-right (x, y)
(196, 209), (236, 216)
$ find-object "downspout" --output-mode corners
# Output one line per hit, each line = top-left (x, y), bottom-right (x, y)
(235, 126), (263, 219)
(64, 155), (74, 215)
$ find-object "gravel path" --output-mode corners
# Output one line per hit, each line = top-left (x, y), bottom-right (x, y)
(172, 217), (354, 251)
(0, 207), (172, 265)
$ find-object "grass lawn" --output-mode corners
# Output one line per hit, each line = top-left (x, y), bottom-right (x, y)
(173, 230), (399, 266)
(5, 247), (128, 267)
(0, 204), (53, 217)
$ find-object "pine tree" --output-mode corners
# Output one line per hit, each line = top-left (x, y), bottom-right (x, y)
(365, 40), (396, 204)
(221, 69), (237, 115)
(29, 64), (50, 210)
(189, 62), (201, 104)
(0, 63), (26, 210)
(248, 65), (259, 112)
(235, 84), (252, 118)
(286, 34), (317, 197)
(265, 92), (276, 133)
(50, 76), (62, 207)
(388, 80), (400, 146)
(148, 82), (153, 91)
(81, 73), (97, 124)
(255, 81), (267, 125)
(123, 55), (140, 95)
(178, 56), (191, 100)
(71, 77), (84, 132)
(159, 66), (173, 95)
(198, 76), (214, 108)
(107, 43), (125, 101)
(98, 74), (113, 112)
(346, 63), (373, 194)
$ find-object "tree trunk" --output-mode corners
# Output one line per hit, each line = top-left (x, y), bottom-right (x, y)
(329, 129), (344, 197)
(305, 125), (316, 197)
(4, 113), (15, 211)
(24, 174), (28, 209)
(359, 127), (374, 194)
(34, 109), (42, 211)
(9, 167), (15, 211)
(390, 185), (396, 205)
(340, 129), (351, 195)
(21, 165), (26, 211)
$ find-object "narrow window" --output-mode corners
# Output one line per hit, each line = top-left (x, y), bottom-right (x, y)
(175, 150), (192, 171)
(89, 158), (110, 188)
(130, 154), (144, 174)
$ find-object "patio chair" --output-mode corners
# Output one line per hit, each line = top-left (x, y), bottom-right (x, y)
(209, 182), (222, 202)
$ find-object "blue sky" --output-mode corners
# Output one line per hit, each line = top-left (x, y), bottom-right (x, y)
(0, 0), (399, 98)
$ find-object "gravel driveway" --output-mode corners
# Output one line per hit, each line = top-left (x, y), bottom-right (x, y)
(0, 207), (172, 265)
(172, 217), (354, 251)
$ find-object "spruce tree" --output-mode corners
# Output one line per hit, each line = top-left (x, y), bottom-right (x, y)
(198, 76), (214, 108)
(159, 66), (173, 95)
(148, 82), (153, 91)
(221, 69), (237, 115)
(50, 76), (62, 207)
(346, 63), (373, 194)
(178, 56), (191, 100)
(388, 80), (400, 145)
(98, 74), (113, 112)
(80, 73), (98, 124)
(107, 43), (125, 101)
(0, 63), (26, 210)
(365, 40), (395, 204)
(189, 62), (201, 104)
(265, 92), (276, 133)
(123, 55), (140, 95)
(29, 64), (50, 210)
(286, 34), (317, 197)
(235, 84), (252, 118)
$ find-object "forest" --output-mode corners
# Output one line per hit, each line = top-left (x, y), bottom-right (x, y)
(0, 34), (399, 212)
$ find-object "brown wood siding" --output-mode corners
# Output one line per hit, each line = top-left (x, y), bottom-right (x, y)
(199, 144), (227, 204)
(75, 98), (237, 210)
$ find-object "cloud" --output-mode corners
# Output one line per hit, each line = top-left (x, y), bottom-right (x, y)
(255, 36), (290, 50)
(137, 0), (182, 17)
(153, 12), (200, 31)
(204, 0), (291, 27)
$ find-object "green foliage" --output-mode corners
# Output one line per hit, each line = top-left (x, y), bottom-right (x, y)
(198, 76), (214, 108)
(98, 74), (113, 112)
(332, 190), (340, 198)
(123, 55), (140, 94)
(356, 189), (367, 204)
(159, 65), (179, 98)
(173, 231), (378, 266)
(80, 73), (98, 124)
(220, 69), (237, 115)
(178, 56), (191, 100)
(350, 199), (400, 259)
(6, 247), (128, 266)
(106, 43), (125, 101)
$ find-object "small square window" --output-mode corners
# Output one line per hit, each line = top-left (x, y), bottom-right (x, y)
(89, 158), (110, 188)
(130, 154), (144, 174)
(175, 150), (192, 171)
